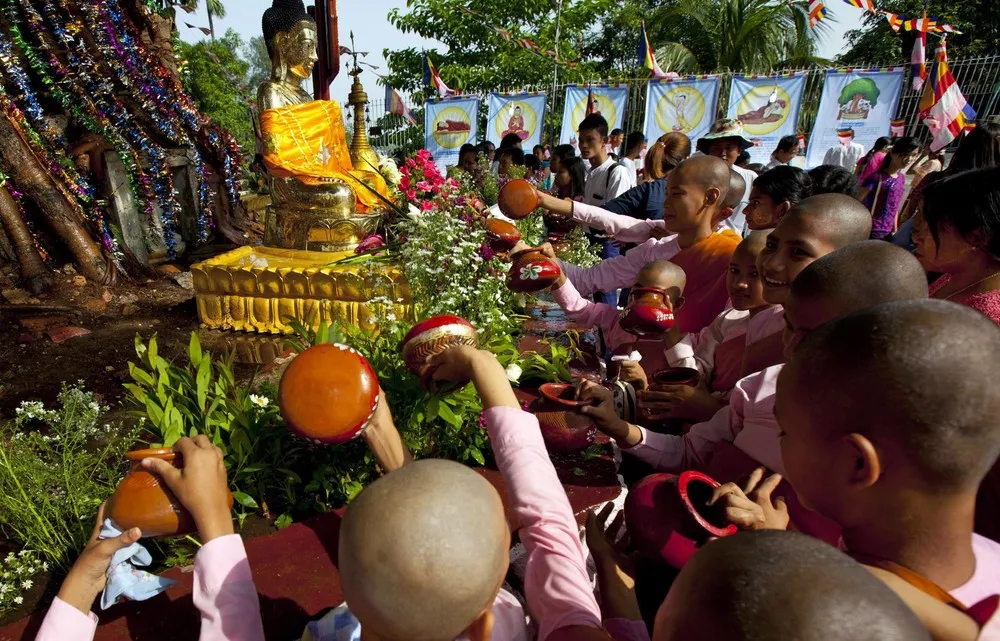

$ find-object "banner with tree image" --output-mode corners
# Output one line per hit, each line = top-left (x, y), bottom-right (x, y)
(805, 68), (905, 168)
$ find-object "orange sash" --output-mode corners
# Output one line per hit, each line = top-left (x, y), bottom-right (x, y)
(709, 334), (746, 394)
(671, 229), (742, 334)
(849, 553), (969, 612)
(259, 100), (389, 211)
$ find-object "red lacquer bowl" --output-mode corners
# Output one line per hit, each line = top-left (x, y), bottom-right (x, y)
(400, 315), (479, 376)
(625, 471), (738, 568)
(539, 382), (588, 408)
(486, 218), (522, 253)
(651, 367), (700, 388)
(279, 343), (380, 445)
(619, 287), (675, 336)
(508, 249), (561, 293)
(105, 448), (234, 539)
(497, 179), (540, 220)
(536, 410), (597, 454)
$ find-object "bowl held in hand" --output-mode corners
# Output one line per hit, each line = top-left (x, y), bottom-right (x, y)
(279, 343), (381, 445)
(485, 218), (522, 253)
(507, 249), (561, 293)
(497, 179), (540, 220)
(400, 315), (479, 388)
(619, 287), (675, 336)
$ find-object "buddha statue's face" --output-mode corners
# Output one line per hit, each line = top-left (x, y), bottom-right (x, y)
(277, 22), (319, 81)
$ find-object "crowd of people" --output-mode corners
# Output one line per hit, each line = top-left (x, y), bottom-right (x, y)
(33, 116), (1000, 641)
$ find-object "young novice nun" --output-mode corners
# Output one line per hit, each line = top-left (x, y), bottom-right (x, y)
(337, 346), (604, 641)
(759, 300), (1000, 638)
(592, 529), (933, 641)
(536, 156), (740, 334)
(631, 194), (872, 431)
(549, 259), (692, 387)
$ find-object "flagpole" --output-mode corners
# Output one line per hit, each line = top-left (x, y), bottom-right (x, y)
(550, 0), (564, 145)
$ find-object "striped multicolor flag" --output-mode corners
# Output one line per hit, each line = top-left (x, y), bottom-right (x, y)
(842, 0), (875, 11)
(881, 11), (904, 32)
(808, 0), (828, 27)
(919, 40), (977, 151)
(911, 12), (929, 91)
(422, 54), (455, 98)
(385, 85), (417, 126)
(637, 20), (668, 78)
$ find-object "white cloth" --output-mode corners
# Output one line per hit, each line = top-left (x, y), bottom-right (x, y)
(727, 164), (757, 236)
(822, 142), (865, 171)
(583, 157), (636, 207)
(619, 157), (637, 184)
(764, 157), (785, 171)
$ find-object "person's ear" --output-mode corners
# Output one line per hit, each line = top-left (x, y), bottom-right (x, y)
(843, 433), (881, 489)
(705, 186), (722, 207)
(967, 227), (990, 252)
(465, 610), (495, 641)
(775, 200), (792, 220)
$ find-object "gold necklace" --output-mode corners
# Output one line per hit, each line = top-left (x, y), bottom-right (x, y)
(944, 270), (1000, 301)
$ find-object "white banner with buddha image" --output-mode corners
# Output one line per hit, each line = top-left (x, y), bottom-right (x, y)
(424, 96), (480, 171)
(727, 73), (807, 165)
(558, 84), (629, 147)
(805, 68), (905, 168)
(643, 76), (721, 149)
(487, 92), (547, 150)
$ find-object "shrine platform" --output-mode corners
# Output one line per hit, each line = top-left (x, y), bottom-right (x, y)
(0, 301), (620, 641)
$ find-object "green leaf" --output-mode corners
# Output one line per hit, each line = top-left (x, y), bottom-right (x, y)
(437, 402), (462, 428)
(469, 448), (486, 466)
(231, 491), (259, 509)
(148, 335), (158, 365)
(196, 357), (211, 412)
(189, 332), (203, 368)
(128, 363), (155, 388)
(275, 514), (293, 530)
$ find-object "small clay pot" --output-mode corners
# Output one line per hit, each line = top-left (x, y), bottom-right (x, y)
(105, 449), (234, 539)
(508, 249), (561, 293)
(497, 179), (540, 219)
(651, 367), (700, 388)
(539, 382), (588, 408)
(535, 410), (597, 454)
(400, 315), (479, 379)
(619, 287), (675, 336)
(485, 218), (522, 253)
(279, 343), (381, 445)
(624, 471), (738, 568)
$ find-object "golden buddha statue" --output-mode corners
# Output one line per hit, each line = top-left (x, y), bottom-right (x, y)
(257, 0), (389, 252)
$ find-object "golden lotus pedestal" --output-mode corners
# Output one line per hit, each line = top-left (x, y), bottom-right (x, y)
(264, 204), (383, 253)
(191, 246), (412, 345)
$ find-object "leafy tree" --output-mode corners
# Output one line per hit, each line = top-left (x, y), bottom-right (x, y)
(244, 35), (271, 90)
(840, 0), (999, 64)
(839, 77), (881, 111)
(383, 0), (619, 99)
(647, 0), (831, 72)
(179, 29), (254, 154)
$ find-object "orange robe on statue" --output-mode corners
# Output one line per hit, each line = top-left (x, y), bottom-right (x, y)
(671, 229), (742, 334)
(259, 100), (390, 211)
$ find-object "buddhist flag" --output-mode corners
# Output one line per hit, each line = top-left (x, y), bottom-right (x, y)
(422, 54), (455, 99)
(843, 0), (875, 12)
(808, 0), (828, 27)
(882, 11), (904, 32)
(385, 85), (417, 126)
(919, 39), (977, 151)
(637, 21), (667, 78)
(911, 13), (929, 92)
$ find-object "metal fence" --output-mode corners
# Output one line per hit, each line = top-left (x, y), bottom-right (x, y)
(355, 55), (1000, 156)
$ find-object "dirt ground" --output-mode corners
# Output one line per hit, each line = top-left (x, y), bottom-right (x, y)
(0, 262), (215, 417)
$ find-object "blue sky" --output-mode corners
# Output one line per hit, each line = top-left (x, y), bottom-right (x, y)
(177, 0), (865, 102)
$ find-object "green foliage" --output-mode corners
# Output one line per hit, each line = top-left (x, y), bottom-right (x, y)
(243, 35), (270, 91)
(519, 331), (586, 385)
(0, 384), (141, 570)
(840, 0), (998, 65)
(178, 29), (254, 154)
(555, 225), (602, 268)
(839, 78), (880, 107)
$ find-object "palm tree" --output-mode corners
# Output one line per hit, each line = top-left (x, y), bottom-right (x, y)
(648, 0), (832, 73)
(178, 0), (226, 42)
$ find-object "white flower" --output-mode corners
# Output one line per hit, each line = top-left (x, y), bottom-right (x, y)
(407, 204), (422, 218)
(519, 265), (542, 281)
(249, 395), (269, 409)
(505, 363), (522, 384)
(20, 580), (32, 590)
(14, 596), (22, 605)
(0, 584), (8, 594)
(378, 157), (402, 185)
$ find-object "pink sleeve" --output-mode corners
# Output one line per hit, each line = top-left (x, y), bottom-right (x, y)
(629, 394), (743, 473)
(193, 534), (265, 641)
(604, 618), (652, 641)
(484, 407), (603, 640)
(572, 202), (667, 244)
(560, 240), (668, 297)
(34, 597), (98, 641)
(551, 280), (621, 338)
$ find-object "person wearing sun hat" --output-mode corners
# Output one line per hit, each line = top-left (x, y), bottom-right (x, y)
(698, 118), (758, 235)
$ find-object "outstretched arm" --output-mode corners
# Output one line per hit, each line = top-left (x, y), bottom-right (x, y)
(537, 192), (666, 244)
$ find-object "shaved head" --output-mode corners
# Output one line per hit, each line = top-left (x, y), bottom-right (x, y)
(339, 459), (510, 641)
(725, 168), (747, 210)
(787, 241), (928, 321)
(678, 155), (732, 200)
(654, 531), (930, 641)
(636, 259), (687, 295)
(788, 193), (873, 245)
(738, 230), (769, 256)
(786, 300), (1000, 491)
